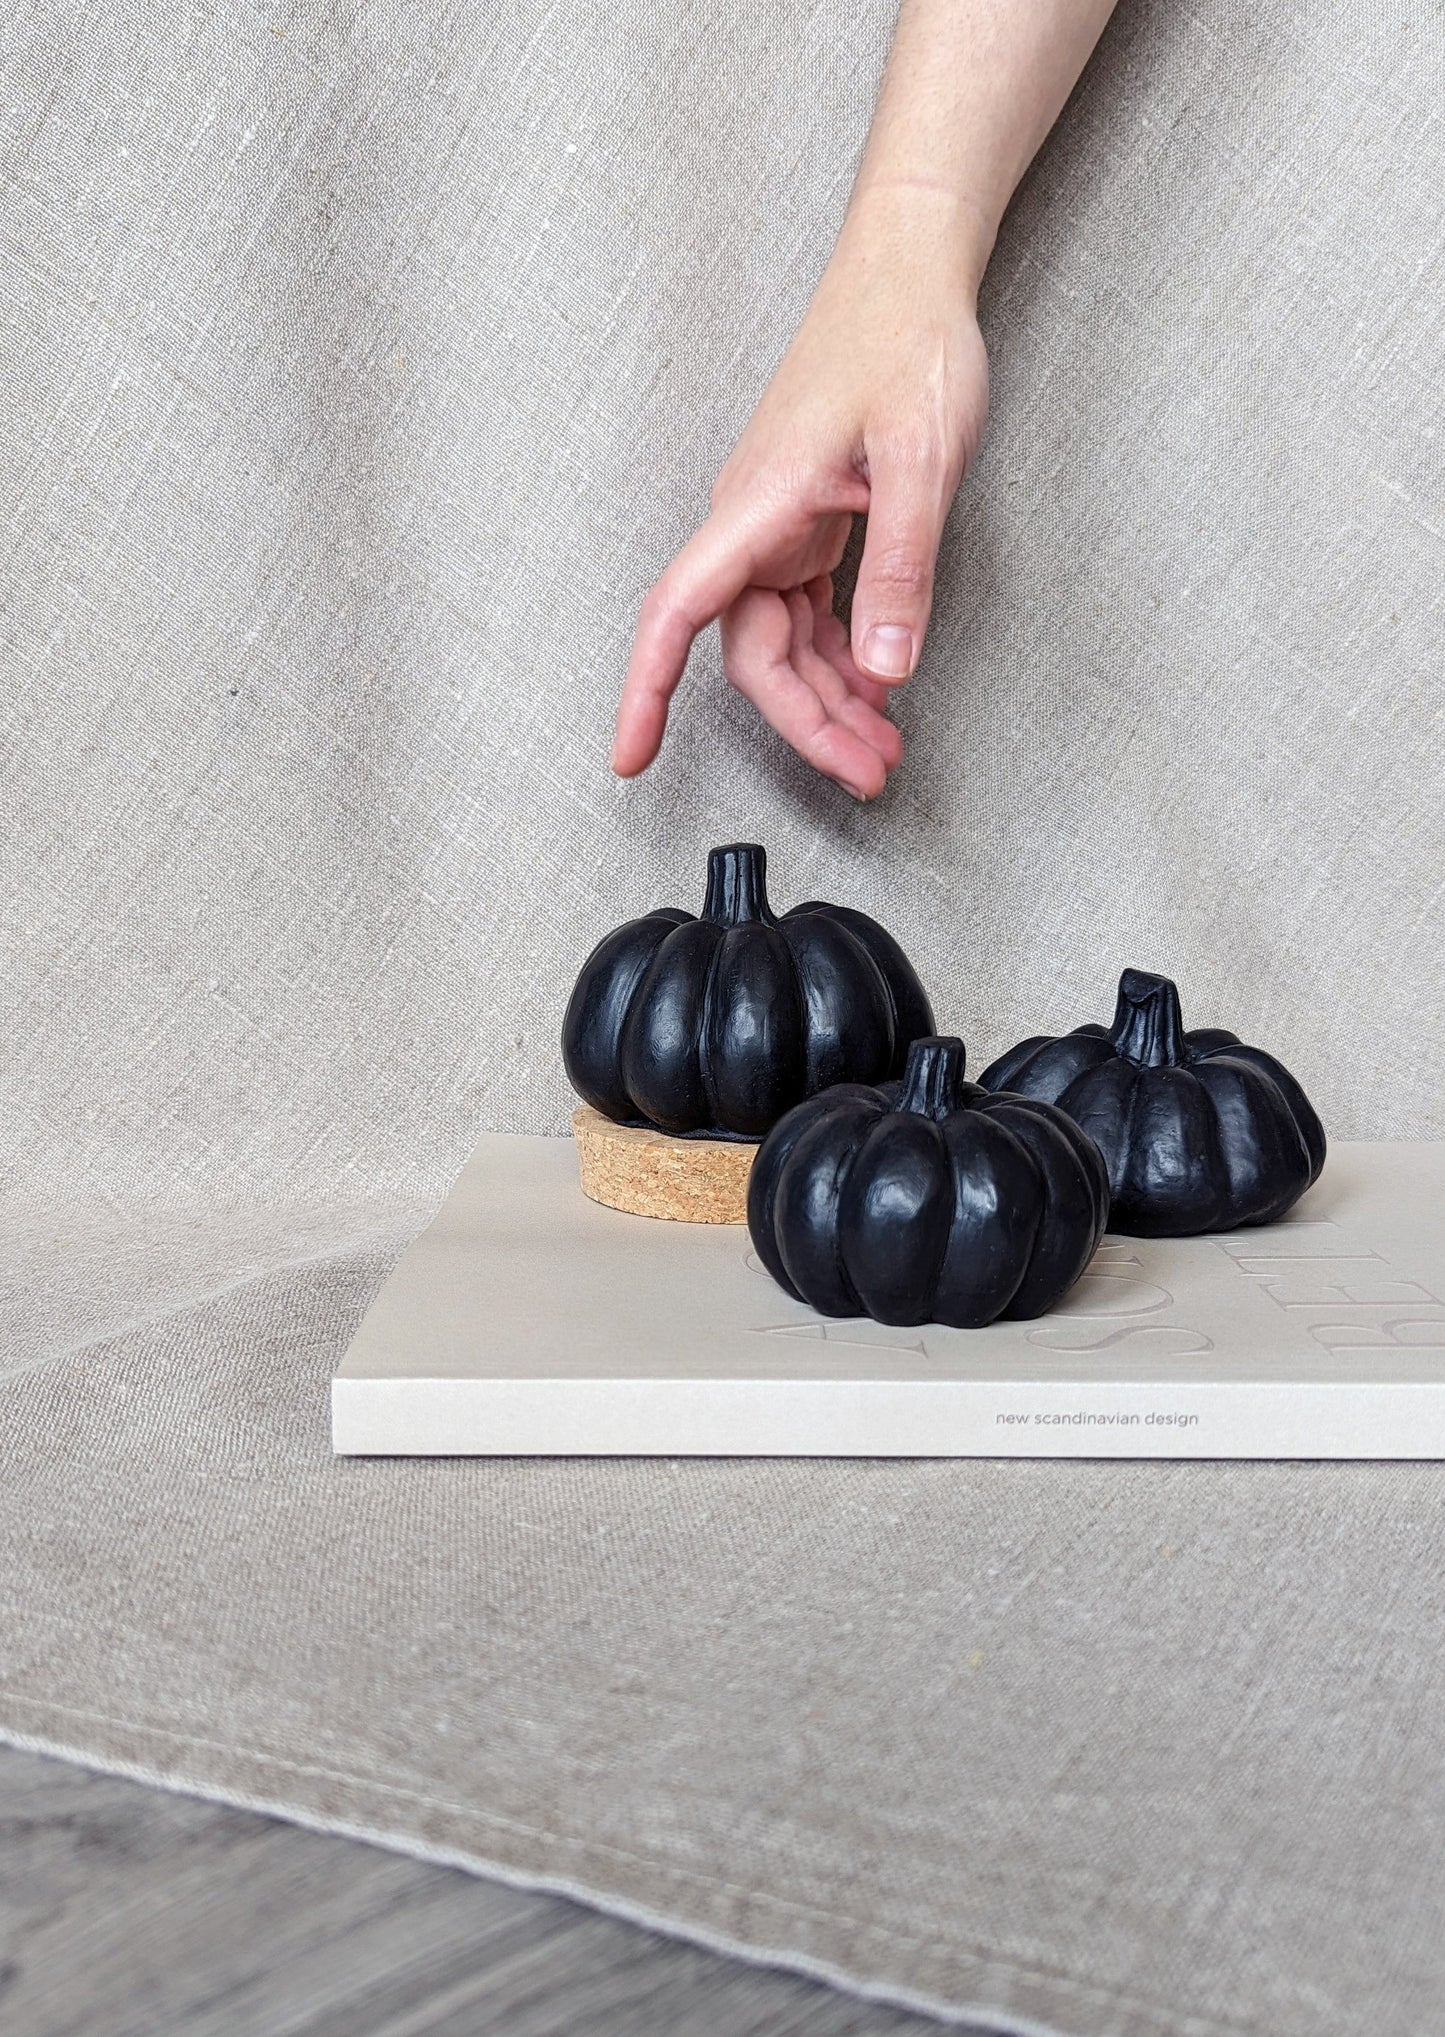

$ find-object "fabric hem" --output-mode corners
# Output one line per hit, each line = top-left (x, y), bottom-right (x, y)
(0, 1694), (1250, 2037)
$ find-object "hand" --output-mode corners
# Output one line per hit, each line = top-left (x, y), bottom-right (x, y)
(611, 186), (990, 799)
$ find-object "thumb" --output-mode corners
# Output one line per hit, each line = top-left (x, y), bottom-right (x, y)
(850, 442), (951, 685)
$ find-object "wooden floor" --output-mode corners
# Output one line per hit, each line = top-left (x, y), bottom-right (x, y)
(0, 1745), (977, 2036)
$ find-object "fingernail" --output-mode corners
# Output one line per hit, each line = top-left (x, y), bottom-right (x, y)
(842, 777), (872, 802)
(862, 625), (914, 679)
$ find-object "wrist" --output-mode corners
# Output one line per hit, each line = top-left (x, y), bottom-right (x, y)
(832, 174), (996, 309)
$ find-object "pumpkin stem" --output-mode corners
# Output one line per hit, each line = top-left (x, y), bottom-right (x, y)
(1109, 968), (1188, 1068)
(701, 843), (776, 926)
(896, 1036), (968, 1119)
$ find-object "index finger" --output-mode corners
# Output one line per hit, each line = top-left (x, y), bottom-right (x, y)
(610, 512), (764, 777)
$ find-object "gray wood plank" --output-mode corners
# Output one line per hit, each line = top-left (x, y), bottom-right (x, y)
(0, 1746), (985, 2037)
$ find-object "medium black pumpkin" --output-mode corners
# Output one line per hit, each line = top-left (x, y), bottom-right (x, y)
(747, 1036), (1110, 1327)
(562, 844), (936, 1140)
(978, 968), (1327, 1236)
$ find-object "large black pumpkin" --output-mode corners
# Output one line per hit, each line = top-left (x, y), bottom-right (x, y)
(978, 968), (1327, 1236)
(562, 843), (936, 1140)
(747, 1036), (1110, 1327)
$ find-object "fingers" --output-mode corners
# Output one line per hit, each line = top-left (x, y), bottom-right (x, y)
(805, 579), (893, 713)
(850, 438), (954, 686)
(787, 588), (903, 770)
(611, 515), (763, 776)
(612, 477), (924, 791)
(721, 587), (899, 800)
(816, 614), (893, 714)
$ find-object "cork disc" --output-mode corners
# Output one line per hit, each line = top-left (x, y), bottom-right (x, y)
(572, 1105), (754, 1224)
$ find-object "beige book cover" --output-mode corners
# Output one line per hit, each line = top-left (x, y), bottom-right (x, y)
(334, 1137), (1445, 1459)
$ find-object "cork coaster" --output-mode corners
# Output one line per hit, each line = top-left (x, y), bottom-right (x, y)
(571, 1105), (755, 1224)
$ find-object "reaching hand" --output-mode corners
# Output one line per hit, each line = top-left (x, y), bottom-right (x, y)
(611, 186), (990, 800)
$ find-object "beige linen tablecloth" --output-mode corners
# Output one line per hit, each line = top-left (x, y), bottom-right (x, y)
(3, 3), (1443, 2032)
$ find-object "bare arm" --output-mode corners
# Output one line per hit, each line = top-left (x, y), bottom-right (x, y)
(854, 0), (1119, 282)
(612, 0), (1118, 798)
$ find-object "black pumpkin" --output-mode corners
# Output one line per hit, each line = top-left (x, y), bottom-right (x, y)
(562, 843), (935, 1140)
(978, 968), (1327, 1236)
(747, 1036), (1110, 1327)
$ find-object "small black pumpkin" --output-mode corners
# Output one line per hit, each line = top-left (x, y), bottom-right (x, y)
(978, 967), (1327, 1236)
(747, 1035), (1110, 1327)
(563, 843), (935, 1140)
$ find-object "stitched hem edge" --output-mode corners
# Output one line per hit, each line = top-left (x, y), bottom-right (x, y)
(0, 1692), (1255, 2037)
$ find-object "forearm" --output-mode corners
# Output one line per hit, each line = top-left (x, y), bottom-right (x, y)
(845, 0), (1118, 295)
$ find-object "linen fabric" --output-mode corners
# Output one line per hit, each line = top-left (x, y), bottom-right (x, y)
(3, 0), (1444, 2032)
(9, 1199), (1445, 2037)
